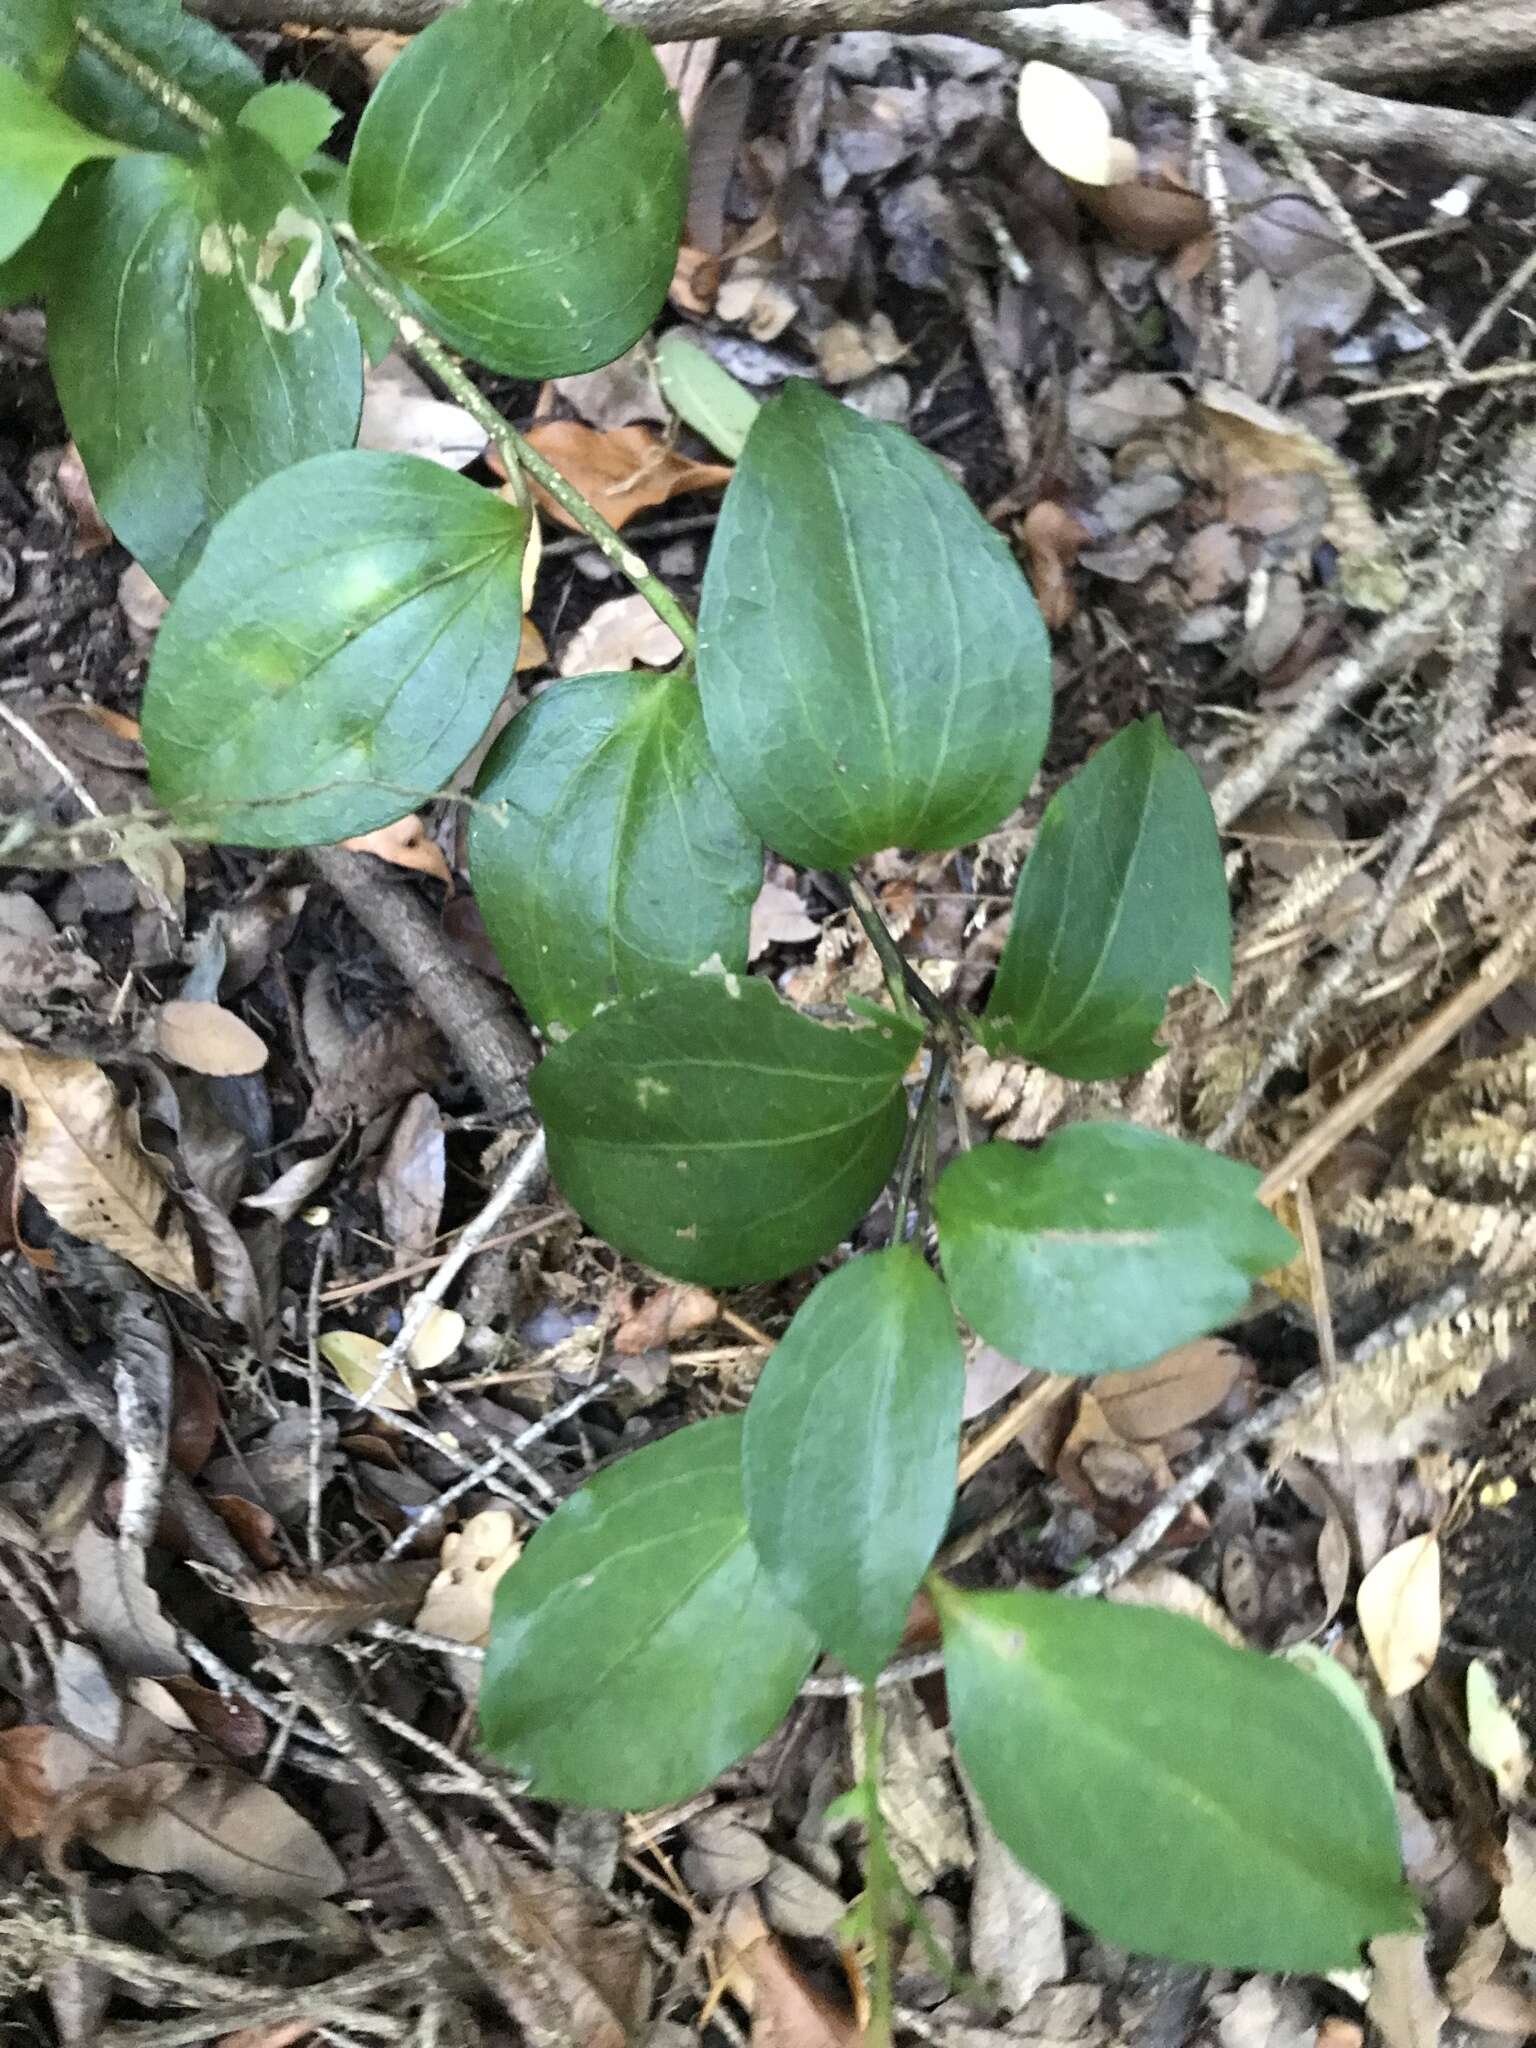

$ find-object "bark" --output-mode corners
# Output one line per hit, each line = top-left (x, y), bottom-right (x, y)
(1270, 0), (1536, 89)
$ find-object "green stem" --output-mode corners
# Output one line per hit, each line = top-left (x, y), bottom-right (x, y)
(860, 1683), (895, 2048)
(339, 243), (696, 654)
(889, 1047), (947, 1247)
(72, 17), (223, 137)
(844, 873), (949, 1035)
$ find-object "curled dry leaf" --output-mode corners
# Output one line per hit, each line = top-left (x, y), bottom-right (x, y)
(233, 1561), (438, 1646)
(721, 1894), (861, 2047)
(318, 1330), (417, 1413)
(377, 1092), (446, 1258)
(414, 1510), (522, 1647)
(559, 593), (684, 677)
(0, 1040), (198, 1292)
(337, 815), (452, 885)
(153, 1000), (267, 1077)
(1019, 500), (1091, 631)
(1095, 1339), (1243, 1442)
(1074, 175), (1209, 255)
(1357, 1533), (1441, 1698)
(240, 1135), (347, 1225)
(1467, 1660), (1529, 1801)
(520, 420), (731, 533)
(73, 1522), (187, 1680)
(1017, 62), (1138, 188)
(614, 1282), (719, 1355)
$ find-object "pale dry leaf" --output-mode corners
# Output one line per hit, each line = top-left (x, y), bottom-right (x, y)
(52, 1639), (123, 1746)
(1357, 1533), (1441, 1698)
(518, 616), (549, 672)
(415, 1511), (522, 1649)
(522, 420), (730, 533)
(1095, 1339), (1243, 1441)
(72, 1522), (188, 1680)
(318, 1330), (416, 1413)
(722, 1894), (860, 2047)
(1070, 372), (1186, 449)
(86, 1767), (345, 1902)
(1367, 1933), (1446, 2048)
(407, 1303), (465, 1372)
(377, 1092), (446, 1257)
(118, 563), (168, 638)
(1232, 267), (1281, 400)
(1467, 1659), (1529, 1801)
(1444, 1920), (1505, 2015)
(962, 1339), (1029, 1421)
(877, 1686), (972, 1893)
(552, 344), (668, 431)
(358, 356), (488, 472)
(338, 815), (452, 885)
(233, 1562), (437, 1645)
(614, 1282), (718, 1355)
(748, 880), (818, 961)
(154, 1000), (267, 1077)
(240, 1136), (346, 1225)
(559, 594), (684, 677)
(1501, 1815), (1536, 1952)
(1016, 62), (1138, 187)
(0, 1041), (198, 1292)
(760, 1854), (846, 1941)
(963, 1774), (1065, 2010)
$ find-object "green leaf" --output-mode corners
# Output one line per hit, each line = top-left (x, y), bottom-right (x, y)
(47, 133), (362, 593)
(0, 0), (74, 90)
(934, 1125), (1296, 1375)
(468, 670), (762, 1037)
(934, 1580), (1418, 1970)
(61, 0), (262, 155)
(348, 0), (686, 378)
(696, 380), (1051, 869)
(0, 65), (131, 262)
(655, 330), (761, 460)
(532, 975), (921, 1286)
(743, 1248), (963, 1679)
(983, 717), (1231, 1081)
(0, 224), (55, 309)
(482, 1416), (817, 1809)
(141, 450), (528, 847)
(237, 81), (339, 168)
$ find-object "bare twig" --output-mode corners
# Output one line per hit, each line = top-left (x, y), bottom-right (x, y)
(306, 1229), (333, 1570)
(953, 265), (1033, 491)
(0, 699), (103, 819)
(1269, 0), (1536, 88)
(1190, 0), (1241, 386)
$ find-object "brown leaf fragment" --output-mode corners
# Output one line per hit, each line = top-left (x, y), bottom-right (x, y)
(72, 1522), (188, 1679)
(233, 1561), (438, 1646)
(154, 1000), (267, 1076)
(302, 1012), (442, 1134)
(338, 814), (452, 885)
(377, 1092), (445, 1259)
(614, 1282), (718, 1354)
(0, 1040), (198, 1292)
(1020, 500), (1091, 630)
(74, 1763), (345, 1901)
(520, 421), (731, 532)
(749, 880), (819, 961)
(1095, 1339), (1243, 1441)
(0, 1726), (91, 1845)
(722, 1895), (860, 2047)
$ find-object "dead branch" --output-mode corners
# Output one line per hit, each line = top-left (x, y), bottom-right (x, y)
(1270, 0), (1536, 89)
(188, 0), (1536, 184)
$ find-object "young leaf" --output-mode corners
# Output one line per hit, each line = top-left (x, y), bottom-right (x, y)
(934, 1125), (1296, 1375)
(655, 330), (761, 460)
(531, 975), (921, 1286)
(348, 0), (686, 377)
(48, 133), (362, 593)
(742, 1247), (963, 1679)
(696, 380), (1051, 868)
(468, 670), (762, 1036)
(61, 0), (262, 155)
(236, 80), (339, 168)
(481, 1417), (818, 1809)
(0, 65), (131, 263)
(983, 717), (1231, 1079)
(934, 1580), (1418, 1971)
(141, 450), (528, 846)
(0, 0), (74, 90)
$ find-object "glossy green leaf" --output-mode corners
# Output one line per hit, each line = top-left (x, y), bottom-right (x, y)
(655, 330), (761, 460)
(0, 65), (131, 262)
(468, 670), (761, 1037)
(237, 81), (338, 168)
(532, 975), (921, 1286)
(696, 380), (1052, 868)
(142, 450), (528, 847)
(348, 0), (686, 378)
(0, 223), (54, 308)
(743, 1248), (963, 1679)
(61, 0), (261, 155)
(0, 0), (73, 89)
(48, 134), (361, 594)
(934, 1125), (1296, 1375)
(934, 1580), (1417, 1970)
(983, 717), (1231, 1081)
(482, 1416), (817, 1809)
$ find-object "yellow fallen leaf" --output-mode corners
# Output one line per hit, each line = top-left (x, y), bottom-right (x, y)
(407, 1303), (465, 1372)
(1467, 1659), (1528, 1801)
(318, 1330), (417, 1413)
(1357, 1532), (1440, 1698)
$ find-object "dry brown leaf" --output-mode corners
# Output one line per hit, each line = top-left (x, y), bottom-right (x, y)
(338, 815), (452, 885)
(318, 1330), (416, 1413)
(722, 1895), (860, 2047)
(377, 1092), (445, 1258)
(1367, 1933), (1446, 2048)
(1019, 500), (1091, 630)
(1095, 1339), (1243, 1441)
(80, 1764), (345, 1901)
(56, 444), (112, 553)
(233, 1562), (437, 1646)
(415, 1510), (522, 1649)
(1357, 1533), (1441, 1698)
(559, 593), (685, 677)
(0, 1041), (198, 1292)
(154, 1000), (267, 1077)
(0, 1726), (82, 1844)
(517, 616), (549, 672)
(614, 1282), (718, 1354)
(358, 356), (488, 472)
(1104, 1564), (1247, 1647)
(73, 1522), (187, 1679)
(1073, 175), (1208, 254)
(240, 1137), (346, 1226)
(521, 420), (730, 532)
(1016, 62), (1138, 187)
(749, 880), (818, 960)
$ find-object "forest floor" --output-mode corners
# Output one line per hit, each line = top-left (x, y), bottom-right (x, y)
(4, 3), (1536, 2045)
